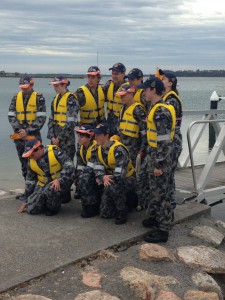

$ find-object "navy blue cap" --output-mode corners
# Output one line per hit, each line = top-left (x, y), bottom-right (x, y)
(159, 69), (177, 87)
(86, 66), (101, 75)
(93, 123), (110, 135)
(125, 68), (143, 79)
(50, 75), (68, 85)
(138, 78), (165, 94)
(109, 63), (126, 73)
(19, 76), (34, 88)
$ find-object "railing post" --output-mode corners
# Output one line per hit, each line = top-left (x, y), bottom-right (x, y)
(209, 91), (219, 149)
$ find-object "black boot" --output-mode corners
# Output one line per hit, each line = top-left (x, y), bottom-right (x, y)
(61, 191), (71, 204)
(126, 191), (138, 212)
(81, 205), (99, 218)
(115, 211), (127, 225)
(45, 207), (60, 216)
(144, 230), (169, 243)
(74, 189), (81, 199)
(142, 217), (158, 228)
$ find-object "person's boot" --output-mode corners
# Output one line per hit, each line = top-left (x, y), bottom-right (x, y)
(115, 211), (127, 225)
(81, 205), (99, 218)
(144, 229), (169, 243)
(74, 189), (81, 199)
(61, 191), (71, 204)
(44, 207), (60, 216)
(142, 217), (158, 228)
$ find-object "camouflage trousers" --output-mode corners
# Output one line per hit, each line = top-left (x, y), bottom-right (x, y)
(100, 176), (135, 219)
(106, 112), (119, 136)
(136, 156), (149, 210)
(27, 179), (73, 214)
(14, 139), (27, 179)
(58, 143), (76, 161)
(169, 132), (183, 209)
(78, 167), (102, 207)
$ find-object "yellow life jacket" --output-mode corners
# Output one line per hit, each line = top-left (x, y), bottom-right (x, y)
(147, 103), (176, 148)
(80, 140), (97, 165)
(119, 102), (142, 138)
(163, 90), (183, 128)
(53, 92), (72, 127)
(107, 82), (129, 117)
(80, 86), (105, 124)
(133, 89), (143, 104)
(30, 145), (62, 187)
(97, 140), (134, 177)
(16, 91), (37, 125)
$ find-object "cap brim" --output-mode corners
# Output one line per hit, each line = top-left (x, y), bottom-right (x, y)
(124, 74), (136, 79)
(22, 148), (35, 158)
(116, 91), (127, 96)
(19, 84), (30, 88)
(75, 129), (94, 136)
(137, 83), (148, 89)
(86, 72), (100, 76)
(109, 67), (122, 72)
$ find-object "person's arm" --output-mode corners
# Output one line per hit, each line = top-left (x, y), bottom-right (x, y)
(113, 145), (129, 179)
(8, 94), (21, 132)
(133, 105), (147, 156)
(47, 99), (55, 140)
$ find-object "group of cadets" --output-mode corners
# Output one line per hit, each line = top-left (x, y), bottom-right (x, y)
(8, 62), (182, 244)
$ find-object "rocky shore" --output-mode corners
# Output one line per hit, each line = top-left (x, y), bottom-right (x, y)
(1, 214), (225, 300)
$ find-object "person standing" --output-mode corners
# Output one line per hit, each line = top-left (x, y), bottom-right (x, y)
(17, 139), (75, 215)
(138, 78), (176, 243)
(92, 123), (135, 224)
(75, 66), (106, 127)
(104, 63), (129, 135)
(47, 75), (79, 160)
(161, 70), (183, 214)
(8, 76), (46, 182)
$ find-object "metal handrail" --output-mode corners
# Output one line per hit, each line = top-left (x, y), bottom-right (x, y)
(187, 119), (225, 192)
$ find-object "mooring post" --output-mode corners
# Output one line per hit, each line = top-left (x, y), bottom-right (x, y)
(209, 91), (219, 149)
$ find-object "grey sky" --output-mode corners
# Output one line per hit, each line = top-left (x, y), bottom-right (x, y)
(1, 0), (225, 74)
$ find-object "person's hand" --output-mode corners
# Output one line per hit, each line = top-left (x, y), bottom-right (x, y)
(103, 175), (113, 187)
(51, 138), (60, 146)
(17, 202), (27, 213)
(154, 168), (163, 177)
(50, 178), (61, 191)
(18, 129), (27, 139)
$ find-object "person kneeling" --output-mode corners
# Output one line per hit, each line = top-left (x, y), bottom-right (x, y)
(18, 139), (75, 215)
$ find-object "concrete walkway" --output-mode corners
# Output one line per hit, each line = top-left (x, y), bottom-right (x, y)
(0, 192), (210, 293)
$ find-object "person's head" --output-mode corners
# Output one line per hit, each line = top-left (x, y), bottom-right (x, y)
(125, 68), (143, 89)
(50, 75), (70, 95)
(116, 85), (135, 105)
(86, 66), (101, 88)
(159, 69), (178, 93)
(75, 124), (95, 147)
(19, 76), (34, 94)
(22, 139), (43, 160)
(93, 123), (110, 147)
(138, 78), (165, 102)
(109, 63), (126, 86)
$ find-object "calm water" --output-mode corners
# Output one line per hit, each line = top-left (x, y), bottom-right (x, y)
(1, 76), (225, 191)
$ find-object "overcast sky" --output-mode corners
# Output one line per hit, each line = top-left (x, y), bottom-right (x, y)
(1, 0), (225, 75)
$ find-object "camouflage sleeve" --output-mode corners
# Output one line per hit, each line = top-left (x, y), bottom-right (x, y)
(54, 148), (75, 184)
(92, 150), (106, 182)
(164, 97), (182, 119)
(57, 93), (79, 141)
(75, 87), (86, 107)
(47, 99), (55, 139)
(26, 93), (47, 135)
(8, 94), (21, 132)
(153, 107), (173, 169)
(24, 161), (38, 199)
(133, 105), (147, 154)
(113, 145), (129, 179)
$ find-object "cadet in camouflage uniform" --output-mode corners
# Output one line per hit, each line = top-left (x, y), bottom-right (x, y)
(93, 123), (135, 225)
(17, 139), (75, 215)
(47, 75), (79, 160)
(125, 68), (150, 112)
(161, 70), (183, 211)
(138, 78), (176, 243)
(75, 66), (106, 127)
(8, 76), (46, 180)
(75, 124), (102, 218)
(103, 63), (128, 135)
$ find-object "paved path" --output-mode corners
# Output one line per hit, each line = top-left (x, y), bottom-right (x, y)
(0, 192), (210, 293)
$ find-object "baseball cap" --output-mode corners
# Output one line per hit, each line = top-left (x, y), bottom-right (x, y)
(159, 69), (177, 87)
(22, 139), (41, 158)
(93, 123), (110, 135)
(109, 63), (126, 73)
(86, 66), (101, 76)
(50, 75), (69, 85)
(116, 85), (135, 96)
(75, 124), (94, 136)
(138, 78), (165, 94)
(19, 76), (34, 88)
(125, 68), (143, 79)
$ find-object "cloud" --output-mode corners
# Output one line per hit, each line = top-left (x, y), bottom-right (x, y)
(1, 0), (225, 74)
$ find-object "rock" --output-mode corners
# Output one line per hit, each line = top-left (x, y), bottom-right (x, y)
(177, 245), (225, 273)
(140, 243), (175, 261)
(82, 271), (102, 288)
(192, 272), (223, 300)
(9, 188), (24, 195)
(10, 295), (52, 300)
(74, 290), (120, 300)
(156, 290), (181, 299)
(190, 226), (224, 247)
(215, 220), (225, 230)
(0, 190), (7, 197)
(184, 290), (219, 300)
(120, 266), (178, 300)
